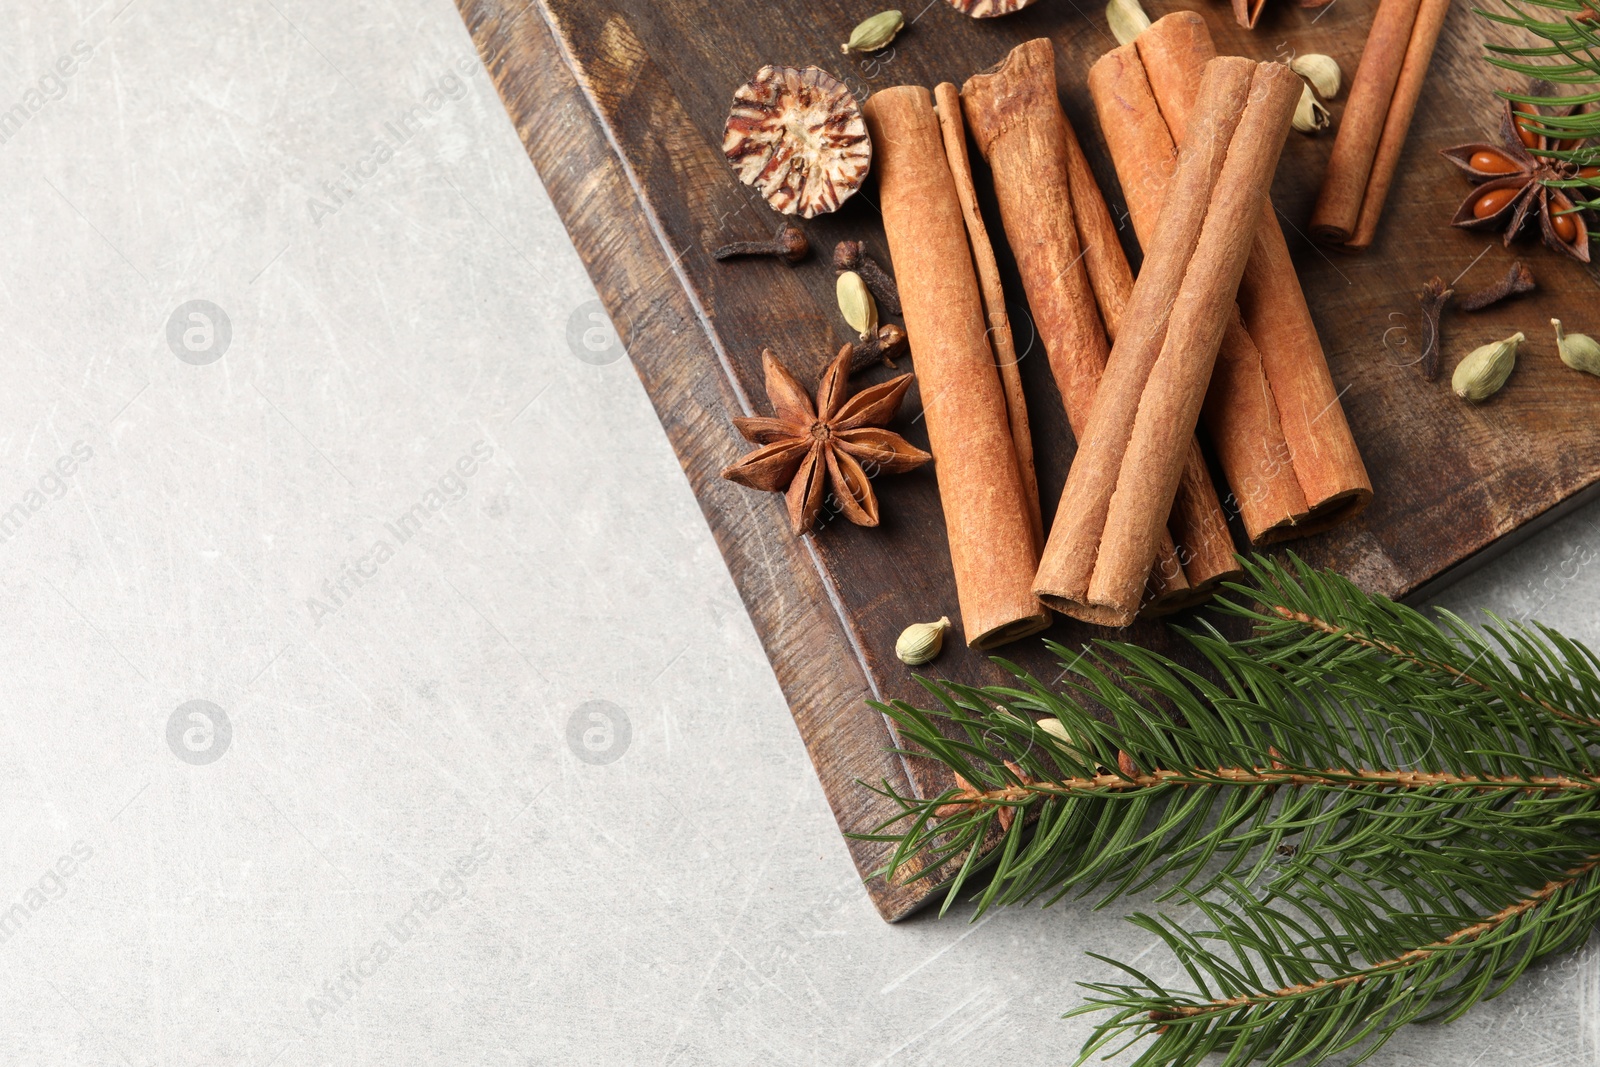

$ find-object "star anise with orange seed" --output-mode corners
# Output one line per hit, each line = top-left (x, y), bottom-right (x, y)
(1441, 96), (1596, 263)
(721, 346), (930, 536)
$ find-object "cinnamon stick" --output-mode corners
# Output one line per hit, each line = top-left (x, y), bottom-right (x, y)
(1052, 60), (1240, 603)
(1093, 41), (1304, 545)
(1093, 13), (1372, 543)
(860, 85), (1051, 649)
(961, 38), (1237, 616)
(959, 46), (1105, 444)
(1058, 106), (1135, 340)
(1310, 0), (1449, 251)
(933, 81), (1043, 553)
(1161, 444), (1241, 609)
(1035, 57), (1300, 626)
(1345, 0), (1452, 251)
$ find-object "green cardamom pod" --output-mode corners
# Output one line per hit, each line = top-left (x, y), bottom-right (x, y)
(1105, 0), (1151, 45)
(1037, 717), (1072, 744)
(895, 617), (951, 666)
(1553, 318), (1600, 376)
(1452, 331), (1523, 402)
(1037, 717), (1080, 756)
(841, 10), (904, 54)
(1038, 717), (1104, 770)
(1292, 83), (1331, 134)
(837, 270), (878, 340)
(1289, 53), (1342, 99)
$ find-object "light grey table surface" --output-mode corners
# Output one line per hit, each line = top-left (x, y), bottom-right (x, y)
(2, 1), (1597, 1064)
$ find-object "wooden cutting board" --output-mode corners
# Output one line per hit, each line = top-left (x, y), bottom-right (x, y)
(457, 0), (1600, 920)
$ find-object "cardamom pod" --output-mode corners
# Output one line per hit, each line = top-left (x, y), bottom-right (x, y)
(895, 616), (951, 666)
(841, 10), (904, 54)
(1553, 318), (1600, 376)
(1452, 331), (1523, 402)
(1037, 717), (1100, 769)
(1292, 84), (1331, 134)
(1290, 53), (1342, 98)
(1037, 718), (1072, 744)
(1105, 0), (1151, 46)
(837, 270), (878, 341)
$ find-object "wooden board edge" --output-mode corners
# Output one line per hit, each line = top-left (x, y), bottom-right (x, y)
(453, 0), (950, 922)
(1402, 478), (1600, 606)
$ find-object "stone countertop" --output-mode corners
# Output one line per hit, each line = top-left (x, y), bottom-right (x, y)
(0, 1), (1595, 1064)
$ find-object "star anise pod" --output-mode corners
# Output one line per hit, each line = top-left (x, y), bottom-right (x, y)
(721, 346), (930, 535)
(1441, 96), (1596, 263)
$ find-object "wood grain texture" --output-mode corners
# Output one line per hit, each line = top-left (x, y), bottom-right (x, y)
(456, 0), (1600, 920)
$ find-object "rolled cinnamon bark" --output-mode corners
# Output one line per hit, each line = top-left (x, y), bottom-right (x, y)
(861, 85), (1050, 649)
(1058, 104), (1135, 341)
(961, 38), (1238, 615)
(1093, 14), (1372, 543)
(1035, 58), (1300, 626)
(960, 46), (1107, 446)
(1310, 0), (1448, 251)
(1093, 41), (1305, 543)
(1238, 221), (1373, 537)
(1345, 0), (1452, 251)
(1164, 443), (1241, 605)
(1053, 62), (1239, 603)
(932, 82), (1043, 553)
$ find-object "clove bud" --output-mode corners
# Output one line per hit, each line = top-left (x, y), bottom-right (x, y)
(846, 323), (909, 375)
(832, 240), (902, 317)
(713, 223), (809, 264)
(1418, 276), (1453, 381)
(1553, 318), (1600, 376)
(1459, 260), (1536, 311)
(1452, 331), (1523, 402)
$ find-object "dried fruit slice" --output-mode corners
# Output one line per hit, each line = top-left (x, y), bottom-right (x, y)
(946, 0), (1039, 16)
(722, 65), (871, 218)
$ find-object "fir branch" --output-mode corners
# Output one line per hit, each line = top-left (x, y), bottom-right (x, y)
(865, 558), (1600, 915)
(1264, 602), (1600, 728)
(1476, 0), (1600, 208)
(1145, 855), (1600, 1023)
(1074, 856), (1600, 1067)
(859, 556), (1600, 1065)
(934, 766), (1600, 809)
(1218, 555), (1600, 741)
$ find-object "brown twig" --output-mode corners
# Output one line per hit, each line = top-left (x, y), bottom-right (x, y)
(932, 765), (1600, 817)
